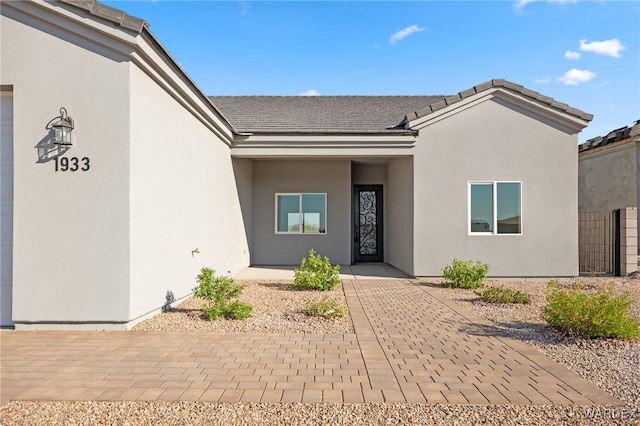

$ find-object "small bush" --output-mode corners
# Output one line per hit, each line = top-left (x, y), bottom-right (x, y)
(302, 296), (348, 319)
(193, 267), (252, 320)
(293, 249), (341, 291)
(223, 300), (253, 319)
(442, 258), (489, 289)
(476, 286), (531, 304)
(542, 281), (639, 339)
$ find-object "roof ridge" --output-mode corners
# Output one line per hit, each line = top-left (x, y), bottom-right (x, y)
(402, 79), (593, 124)
(59, 0), (147, 33)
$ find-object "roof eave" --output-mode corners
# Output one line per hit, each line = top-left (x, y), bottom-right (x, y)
(401, 79), (592, 131)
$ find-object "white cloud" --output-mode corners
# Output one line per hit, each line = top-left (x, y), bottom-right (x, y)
(389, 25), (425, 44)
(579, 38), (626, 58)
(534, 77), (552, 84)
(557, 68), (596, 85)
(515, 0), (576, 10)
(564, 50), (581, 60)
(299, 89), (320, 96)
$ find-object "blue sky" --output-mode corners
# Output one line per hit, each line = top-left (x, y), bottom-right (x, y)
(104, 0), (639, 143)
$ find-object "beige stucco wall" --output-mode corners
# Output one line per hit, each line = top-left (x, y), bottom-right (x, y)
(128, 66), (250, 324)
(578, 141), (639, 238)
(2, 7), (132, 325)
(252, 160), (351, 265)
(386, 157), (414, 275)
(2, 2), (248, 328)
(412, 97), (580, 277)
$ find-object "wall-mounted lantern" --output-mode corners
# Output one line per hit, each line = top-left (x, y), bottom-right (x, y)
(51, 107), (74, 146)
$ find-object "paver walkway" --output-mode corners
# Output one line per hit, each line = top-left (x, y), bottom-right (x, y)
(0, 279), (622, 406)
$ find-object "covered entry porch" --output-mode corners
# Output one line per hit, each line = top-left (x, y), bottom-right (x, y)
(231, 156), (415, 276)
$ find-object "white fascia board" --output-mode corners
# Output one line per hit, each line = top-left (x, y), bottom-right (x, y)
(408, 88), (591, 134)
(231, 134), (416, 157)
(230, 145), (415, 158)
(131, 34), (235, 144)
(2, 0), (139, 57)
(230, 134), (416, 157)
(233, 134), (416, 145)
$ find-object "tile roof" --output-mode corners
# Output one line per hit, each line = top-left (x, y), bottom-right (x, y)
(211, 80), (592, 135)
(579, 120), (640, 153)
(209, 96), (446, 134)
(59, 0), (147, 33)
(400, 79), (593, 125)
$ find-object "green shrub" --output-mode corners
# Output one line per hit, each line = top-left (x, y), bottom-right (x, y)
(542, 281), (639, 339)
(476, 286), (531, 304)
(442, 258), (489, 289)
(293, 249), (341, 291)
(223, 300), (253, 319)
(302, 296), (348, 319)
(193, 267), (252, 320)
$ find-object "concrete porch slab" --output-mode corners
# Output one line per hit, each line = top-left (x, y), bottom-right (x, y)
(232, 263), (411, 281)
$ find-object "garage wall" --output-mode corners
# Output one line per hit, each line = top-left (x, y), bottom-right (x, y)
(1, 8), (132, 326)
(128, 66), (250, 323)
(1, 90), (13, 327)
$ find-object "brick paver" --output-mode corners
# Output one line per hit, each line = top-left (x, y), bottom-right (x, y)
(0, 279), (622, 406)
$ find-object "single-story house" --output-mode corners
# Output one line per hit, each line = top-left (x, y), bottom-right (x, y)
(1, 0), (592, 329)
(578, 120), (640, 248)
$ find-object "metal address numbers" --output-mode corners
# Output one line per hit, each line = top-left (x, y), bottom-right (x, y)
(54, 156), (90, 172)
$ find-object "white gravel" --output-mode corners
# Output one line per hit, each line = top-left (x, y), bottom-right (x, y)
(2, 275), (639, 425)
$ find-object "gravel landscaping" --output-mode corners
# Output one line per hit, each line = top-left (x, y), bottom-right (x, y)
(132, 280), (353, 334)
(425, 274), (640, 411)
(2, 274), (639, 425)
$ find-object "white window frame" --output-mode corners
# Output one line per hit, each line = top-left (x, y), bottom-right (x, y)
(468, 181), (522, 236)
(275, 193), (327, 235)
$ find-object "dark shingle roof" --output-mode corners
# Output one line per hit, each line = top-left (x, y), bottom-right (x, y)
(209, 96), (446, 134)
(210, 80), (592, 134)
(579, 120), (640, 153)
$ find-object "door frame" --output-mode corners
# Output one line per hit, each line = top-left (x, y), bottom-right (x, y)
(353, 185), (383, 262)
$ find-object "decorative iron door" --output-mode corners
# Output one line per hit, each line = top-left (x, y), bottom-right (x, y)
(354, 185), (383, 262)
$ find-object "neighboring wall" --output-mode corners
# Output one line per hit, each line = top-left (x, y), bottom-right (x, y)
(579, 141), (639, 243)
(252, 160), (351, 265)
(412, 97), (580, 277)
(1, 5), (133, 325)
(579, 141), (637, 211)
(128, 65), (250, 324)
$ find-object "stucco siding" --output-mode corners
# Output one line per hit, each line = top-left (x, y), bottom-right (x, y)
(386, 157), (414, 275)
(2, 10), (132, 324)
(129, 66), (250, 323)
(413, 98), (579, 276)
(252, 160), (351, 265)
(579, 142), (638, 212)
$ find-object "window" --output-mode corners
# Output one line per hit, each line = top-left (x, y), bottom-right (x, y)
(276, 193), (326, 234)
(469, 182), (521, 235)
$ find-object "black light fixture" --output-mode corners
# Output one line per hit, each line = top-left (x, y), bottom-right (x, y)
(51, 107), (74, 146)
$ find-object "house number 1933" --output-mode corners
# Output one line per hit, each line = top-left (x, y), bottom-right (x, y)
(54, 156), (90, 172)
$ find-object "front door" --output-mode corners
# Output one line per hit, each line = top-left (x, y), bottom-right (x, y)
(354, 185), (383, 262)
